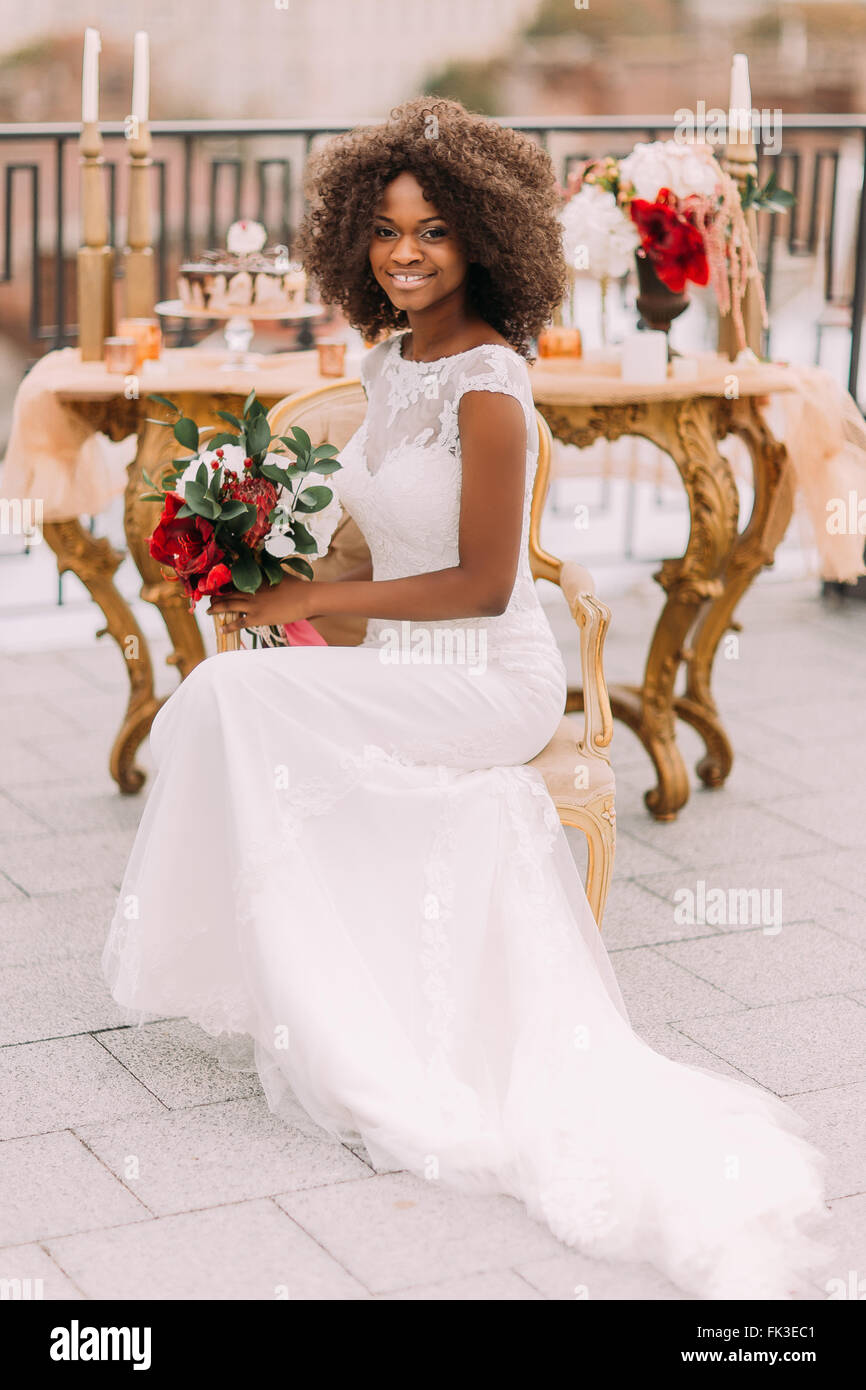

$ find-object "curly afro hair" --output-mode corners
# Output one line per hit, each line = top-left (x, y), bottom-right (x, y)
(294, 96), (567, 360)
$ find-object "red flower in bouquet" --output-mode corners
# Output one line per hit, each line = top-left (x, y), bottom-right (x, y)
(629, 188), (709, 294)
(149, 492), (232, 610)
(222, 473), (280, 548)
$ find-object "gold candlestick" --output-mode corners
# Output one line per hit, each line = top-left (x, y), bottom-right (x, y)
(718, 132), (764, 360)
(77, 121), (115, 360)
(123, 118), (156, 317)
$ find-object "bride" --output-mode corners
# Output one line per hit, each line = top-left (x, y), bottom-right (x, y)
(103, 97), (830, 1300)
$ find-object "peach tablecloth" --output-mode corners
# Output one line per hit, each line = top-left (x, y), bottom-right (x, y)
(2, 345), (864, 581)
(0, 346), (337, 521)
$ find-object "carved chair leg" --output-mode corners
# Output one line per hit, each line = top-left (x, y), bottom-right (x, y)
(558, 797), (616, 929)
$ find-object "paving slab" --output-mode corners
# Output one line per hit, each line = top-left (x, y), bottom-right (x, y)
(786, 1082), (866, 1202)
(47, 1198), (370, 1300)
(0, 1131), (148, 1245)
(656, 923), (866, 1008)
(75, 1095), (369, 1217)
(96, 1019), (264, 1109)
(0, 1241), (85, 1300)
(274, 1170), (563, 1294)
(675, 996), (866, 1095)
(609, 947), (743, 1028)
(378, 1269), (543, 1300)
(0, 952), (146, 1045)
(514, 1250), (684, 1300)
(0, 885), (120, 968)
(0, 1035), (164, 1140)
(0, 828), (133, 896)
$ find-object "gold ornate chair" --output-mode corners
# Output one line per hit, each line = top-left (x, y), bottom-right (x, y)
(267, 381), (616, 927)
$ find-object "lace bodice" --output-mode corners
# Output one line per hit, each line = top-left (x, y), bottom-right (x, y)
(334, 329), (567, 684)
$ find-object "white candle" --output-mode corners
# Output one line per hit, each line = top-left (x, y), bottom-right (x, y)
(82, 28), (101, 124)
(728, 53), (752, 143)
(620, 330), (668, 384)
(132, 32), (150, 123)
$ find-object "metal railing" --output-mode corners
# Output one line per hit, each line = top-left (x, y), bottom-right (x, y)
(1, 113), (865, 399)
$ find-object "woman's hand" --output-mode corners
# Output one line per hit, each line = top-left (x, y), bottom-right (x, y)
(207, 574), (315, 633)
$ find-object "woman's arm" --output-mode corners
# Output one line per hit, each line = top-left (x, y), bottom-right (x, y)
(209, 390), (526, 631)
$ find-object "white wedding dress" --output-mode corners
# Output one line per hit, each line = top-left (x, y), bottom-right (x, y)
(103, 330), (830, 1299)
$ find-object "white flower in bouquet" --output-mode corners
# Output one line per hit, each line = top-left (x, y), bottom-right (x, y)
(303, 486), (342, 556)
(262, 470), (342, 561)
(618, 140), (721, 203)
(226, 219), (268, 255)
(560, 184), (639, 281)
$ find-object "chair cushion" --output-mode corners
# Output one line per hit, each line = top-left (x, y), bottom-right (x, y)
(528, 714), (616, 807)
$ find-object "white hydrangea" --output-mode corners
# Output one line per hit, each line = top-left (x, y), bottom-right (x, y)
(560, 184), (639, 281)
(617, 140), (722, 203)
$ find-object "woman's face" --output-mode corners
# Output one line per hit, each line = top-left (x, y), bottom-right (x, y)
(369, 171), (468, 312)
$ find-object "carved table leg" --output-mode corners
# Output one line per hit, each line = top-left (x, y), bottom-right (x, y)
(41, 519), (155, 793)
(675, 397), (795, 788)
(618, 399), (740, 819)
(125, 410), (206, 682)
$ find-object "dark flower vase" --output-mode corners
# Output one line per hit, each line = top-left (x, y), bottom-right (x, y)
(634, 252), (690, 337)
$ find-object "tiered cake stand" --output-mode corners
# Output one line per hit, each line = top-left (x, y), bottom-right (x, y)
(155, 299), (322, 367)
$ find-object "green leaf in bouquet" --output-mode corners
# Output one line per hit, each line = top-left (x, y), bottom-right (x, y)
(260, 462), (301, 487)
(284, 555), (314, 580)
(295, 485), (333, 514)
(312, 443), (340, 460)
(144, 418), (175, 428)
(260, 552), (286, 586)
(182, 479), (206, 507)
(139, 493), (165, 504)
(230, 549), (262, 593)
(147, 393), (181, 416)
(279, 427), (312, 459)
(291, 520), (319, 554)
(219, 501), (249, 520)
(176, 503), (194, 517)
(307, 458), (341, 475)
(247, 413), (271, 458)
(243, 388), (257, 416)
(195, 461), (208, 488)
(207, 431), (245, 450)
(216, 411), (243, 431)
(173, 416), (200, 451)
(223, 502), (259, 533)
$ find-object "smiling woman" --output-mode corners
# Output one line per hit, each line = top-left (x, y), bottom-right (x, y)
(295, 94), (567, 357)
(104, 97), (830, 1303)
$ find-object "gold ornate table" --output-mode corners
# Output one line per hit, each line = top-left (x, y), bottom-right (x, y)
(4, 345), (799, 817)
(2, 347), (335, 793)
(528, 353), (798, 820)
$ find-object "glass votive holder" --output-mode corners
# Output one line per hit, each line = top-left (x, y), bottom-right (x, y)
(117, 317), (162, 369)
(537, 326), (582, 358)
(317, 340), (347, 378)
(103, 337), (138, 374)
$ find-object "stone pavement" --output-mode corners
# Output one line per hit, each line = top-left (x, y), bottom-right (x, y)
(1, 572), (865, 1300)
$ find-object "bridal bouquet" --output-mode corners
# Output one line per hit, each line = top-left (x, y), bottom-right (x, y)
(140, 389), (342, 648)
(560, 139), (793, 348)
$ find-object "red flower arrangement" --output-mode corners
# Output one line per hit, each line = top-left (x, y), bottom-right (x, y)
(628, 188), (710, 294)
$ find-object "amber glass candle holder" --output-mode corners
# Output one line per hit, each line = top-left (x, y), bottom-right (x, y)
(537, 325), (583, 359)
(117, 317), (162, 370)
(103, 337), (138, 373)
(317, 341), (347, 377)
